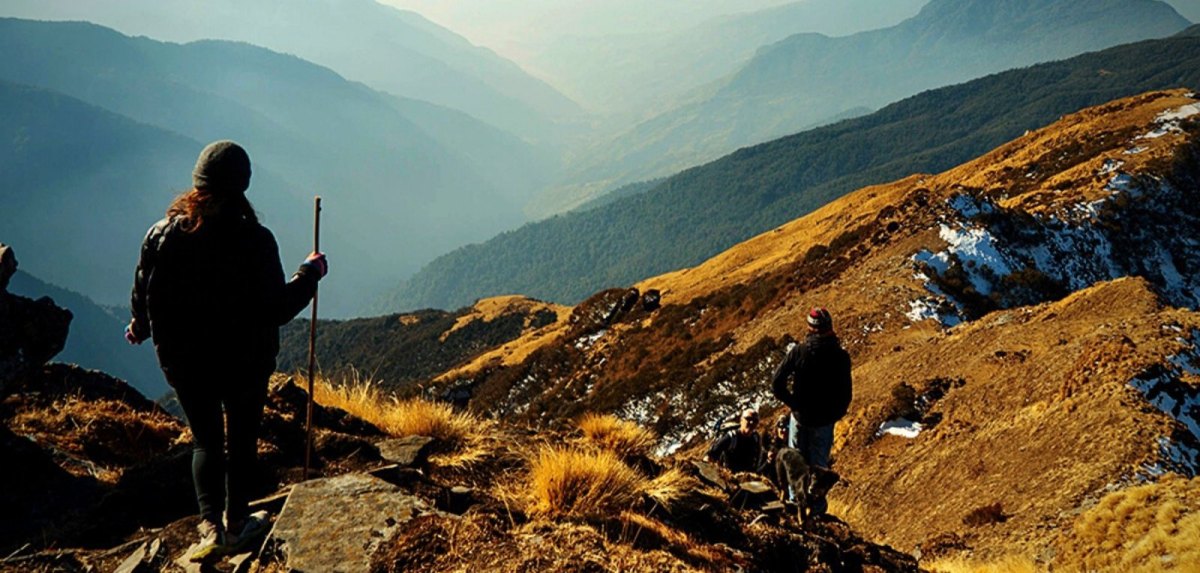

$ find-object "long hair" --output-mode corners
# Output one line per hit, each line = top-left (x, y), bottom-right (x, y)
(166, 188), (259, 232)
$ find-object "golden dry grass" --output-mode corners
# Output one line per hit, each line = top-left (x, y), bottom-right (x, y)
(525, 446), (647, 519)
(926, 555), (1041, 573)
(1053, 474), (1200, 572)
(311, 373), (493, 466)
(577, 413), (657, 459)
(642, 467), (695, 512)
(9, 397), (182, 482)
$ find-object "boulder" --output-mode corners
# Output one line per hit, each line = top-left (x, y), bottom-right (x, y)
(0, 249), (72, 394)
(268, 473), (430, 573)
(0, 243), (15, 292)
(376, 435), (434, 468)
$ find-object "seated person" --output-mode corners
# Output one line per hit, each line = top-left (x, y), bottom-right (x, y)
(704, 408), (763, 473)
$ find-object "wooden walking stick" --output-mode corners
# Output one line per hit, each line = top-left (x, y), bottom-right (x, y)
(304, 196), (321, 480)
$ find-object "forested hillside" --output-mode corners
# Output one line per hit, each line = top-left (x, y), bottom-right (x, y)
(378, 27), (1200, 312)
(538, 0), (1189, 214)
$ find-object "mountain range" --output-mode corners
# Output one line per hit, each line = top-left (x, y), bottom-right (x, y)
(376, 26), (1200, 314)
(0, 18), (556, 317)
(0, 0), (582, 143)
(523, 0), (929, 119)
(537, 0), (1192, 215)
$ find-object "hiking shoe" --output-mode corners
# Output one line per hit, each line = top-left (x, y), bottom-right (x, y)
(224, 511), (271, 554)
(188, 518), (228, 563)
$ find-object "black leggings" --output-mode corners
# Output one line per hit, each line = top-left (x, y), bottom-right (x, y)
(171, 371), (269, 525)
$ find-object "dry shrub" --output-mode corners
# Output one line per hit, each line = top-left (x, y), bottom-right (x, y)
(9, 397), (182, 481)
(312, 374), (491, 466)
(963, 502), (1008, 527)
(1053, 474), (1200, 572)
(642, 467), (695, 512)
(526, 446), (647, 519)
(926, 554), (1040, 573)
(577, 413), (657, 459)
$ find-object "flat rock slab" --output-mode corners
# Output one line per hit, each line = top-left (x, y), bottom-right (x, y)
(738, 480), (773, 496)
(270, 473), (429, 573)
(376, 435), (434, 467)
(691, 460), (730, 491)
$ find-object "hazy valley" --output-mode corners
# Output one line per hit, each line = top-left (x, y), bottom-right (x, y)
(2, 1), (1199, 571)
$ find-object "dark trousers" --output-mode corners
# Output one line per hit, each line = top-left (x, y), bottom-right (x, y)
(170, 370), (269, 526)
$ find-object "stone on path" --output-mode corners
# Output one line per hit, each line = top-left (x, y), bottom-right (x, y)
(269, 473), (430, 573)
(376, 435), (434, 467)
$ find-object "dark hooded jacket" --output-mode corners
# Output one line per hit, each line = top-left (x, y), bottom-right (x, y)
(771, 333), (853, 428)
(130, 214), (318, 378)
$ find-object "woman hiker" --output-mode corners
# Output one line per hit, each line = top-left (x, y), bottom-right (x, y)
(126, 140), (328, 561)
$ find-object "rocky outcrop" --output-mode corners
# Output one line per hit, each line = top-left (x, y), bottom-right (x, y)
(0, 245), (73, 396)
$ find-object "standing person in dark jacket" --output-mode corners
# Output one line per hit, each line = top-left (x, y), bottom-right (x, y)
(126, 140), (327, 562)
(770, 307), (852, 514)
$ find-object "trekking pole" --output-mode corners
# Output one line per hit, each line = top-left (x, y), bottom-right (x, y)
(304, 196), (321, 480)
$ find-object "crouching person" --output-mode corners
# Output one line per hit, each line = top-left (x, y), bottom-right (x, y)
(704, 408), (763, 474)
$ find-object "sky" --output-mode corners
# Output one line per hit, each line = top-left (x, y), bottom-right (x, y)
(382, 0), (1200, 62)
(379, 0), (799, 61)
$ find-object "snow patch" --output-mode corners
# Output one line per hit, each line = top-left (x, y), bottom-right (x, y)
(905, 299), (940, 322)
(1098, 159), (1124, 175)
(877, 418), (923, 439)
(1129, 333), (1200, 476)
(1157, 103), (1200, 123)
(574, 329), (606, 350)
(1137, 103), (1200, 140)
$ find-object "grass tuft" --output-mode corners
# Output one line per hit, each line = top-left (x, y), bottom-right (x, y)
(526, 446), (647, 519)
(926, 555), (1039, 573)
(311, 373), (491, 466)
(642, 467), (695, 512)
(577, 413), (657, 459)
(1053, 474), (1200, 572)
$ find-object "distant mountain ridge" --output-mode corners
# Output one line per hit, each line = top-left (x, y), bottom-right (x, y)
(526, 0), (929, 118)
(377, 27), (1200, 313)
(0, 0), (582, 142)
(0, 18), (552, 316)
(539, 0), (1191, 215)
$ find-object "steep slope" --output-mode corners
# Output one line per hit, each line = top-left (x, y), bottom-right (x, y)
(405, 90), (1200, 562)
(7, 271), (165, 399)
(378, 29), (1200, 313)
(0, 0), (581, 142)
(0, 18), (543, 316)
(542, 0), (1191, 214)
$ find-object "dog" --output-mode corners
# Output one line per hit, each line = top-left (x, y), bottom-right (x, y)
(775, 447), (839, 528)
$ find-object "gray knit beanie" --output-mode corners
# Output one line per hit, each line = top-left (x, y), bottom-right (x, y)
(192, 140), (251, 194)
